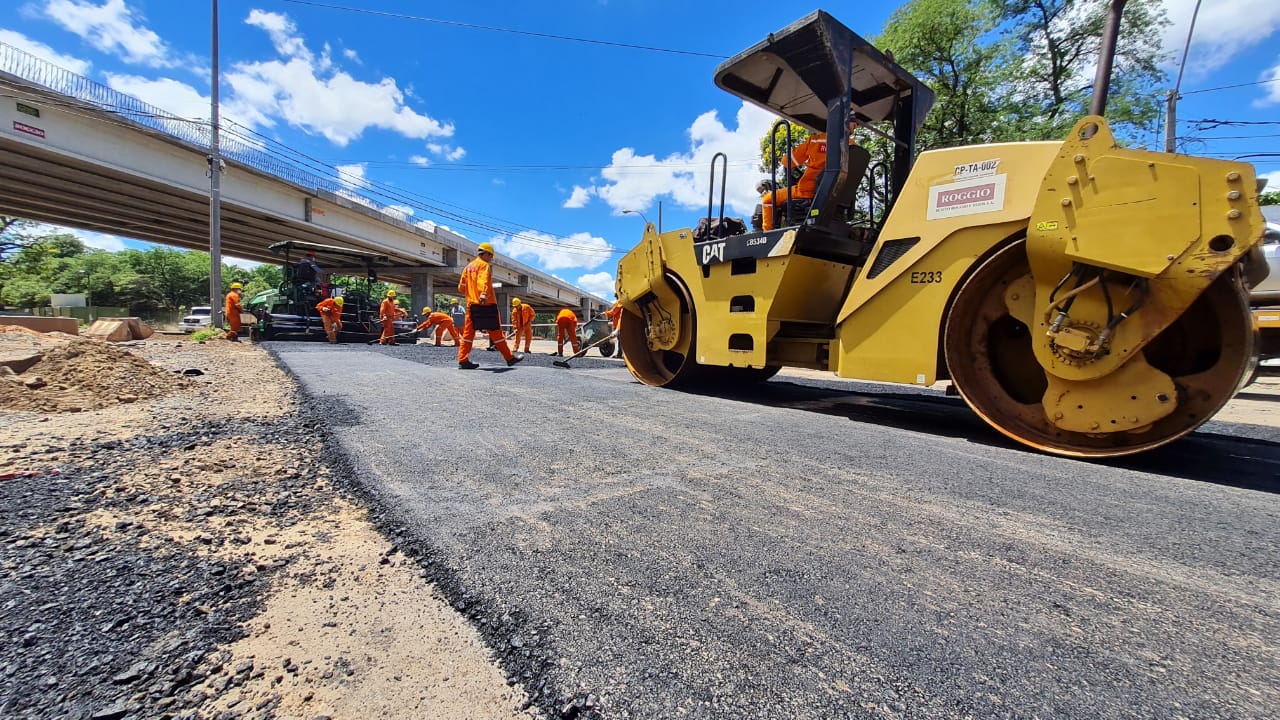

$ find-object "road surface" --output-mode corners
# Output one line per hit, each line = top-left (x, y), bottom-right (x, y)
(272, 341), (1280, 720)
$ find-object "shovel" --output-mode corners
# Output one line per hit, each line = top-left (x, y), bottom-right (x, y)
(553, 331), (618, 368)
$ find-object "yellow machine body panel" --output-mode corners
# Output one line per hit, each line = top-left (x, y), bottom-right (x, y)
(612, 9), (1270, 458)
(1024, 118), (1265, 382)
(833, 141), (1062, 384)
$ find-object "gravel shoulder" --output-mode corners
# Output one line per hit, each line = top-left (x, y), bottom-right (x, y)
(2, 330), (1277, 720)
(0, 331), (538, 720)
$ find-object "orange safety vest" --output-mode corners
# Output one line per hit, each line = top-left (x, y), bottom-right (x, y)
(458, 257), (495, 305)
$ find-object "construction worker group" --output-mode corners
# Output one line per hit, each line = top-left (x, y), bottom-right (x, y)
(235, 242), (621, 363)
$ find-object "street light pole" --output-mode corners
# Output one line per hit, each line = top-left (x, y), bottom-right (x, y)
(209, 0), (224, 327)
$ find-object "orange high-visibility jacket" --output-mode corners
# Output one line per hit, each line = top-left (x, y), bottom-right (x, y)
(790, 132), (827, 199)
(602, 303), (622, 329)
(458, 256), (495, 305)
(316, 298), (341, 317)
(416, 312), (454, 331)
(379, 298), (399, 323)
(512, 304), (535, 331)
(224, 290), (241, 318)
(556, 308), (578, 325)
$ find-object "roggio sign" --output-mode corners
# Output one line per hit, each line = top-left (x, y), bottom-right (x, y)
(927, 174), (1007, 220)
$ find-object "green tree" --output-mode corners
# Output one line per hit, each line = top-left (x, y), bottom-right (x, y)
(124, 247), (210, 311)
(0, 217), (48, 264)
(993, 0), (1169, 140)
(876, 0), (1011, 149)
(758, 123), (813, 187)
(1260, 190), (1280, 206)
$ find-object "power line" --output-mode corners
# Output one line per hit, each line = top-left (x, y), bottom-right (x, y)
(279, 0), (729, 59)
(323, 159), (762, 172)
(216, 118), (627, 256)
(1181, 77), (1280, 96)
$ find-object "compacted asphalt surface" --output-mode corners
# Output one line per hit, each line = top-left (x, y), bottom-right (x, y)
(272, 341), (1280, 720)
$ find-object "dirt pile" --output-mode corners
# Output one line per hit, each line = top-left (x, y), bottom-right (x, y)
(0, 332), (188, 412)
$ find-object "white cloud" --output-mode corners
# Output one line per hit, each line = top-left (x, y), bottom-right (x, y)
(104, 73), (208, 119)
(381, 204), (414, 220)
(563, 185), (595, 209)
(492, 231), (613, 272)
(426, 142), (466, 161)
(75, 228), (126, 251)
(409, 155), (430, 166)
(224, 10), (453, 146)
(103, 73), (275, 135)
(0, 29), (91, 74)
(575, 271), (615, 300)
(343, 48), (359, 63)
(593, 102), (774, 217)
(335, 163), (365, 187)
(1261, 170), (1280, 191)
(226, 256), (265, 270)
(43, 0), (179, 68)
(1161, 0), (1280, 76)
(1255, 60), (1280, 107)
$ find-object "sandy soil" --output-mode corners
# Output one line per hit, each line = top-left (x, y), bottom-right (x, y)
(0, 329), (540, 720)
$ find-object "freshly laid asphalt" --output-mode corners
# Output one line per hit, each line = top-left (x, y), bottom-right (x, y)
(272, 340), (1280, 720)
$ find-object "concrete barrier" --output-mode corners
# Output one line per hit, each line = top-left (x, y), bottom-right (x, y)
(0, 316), (79, 335)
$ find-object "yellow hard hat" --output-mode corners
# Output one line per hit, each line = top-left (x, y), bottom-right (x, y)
(334, 296), (344, 306)
(511, 298), (521, 307)
(422, 307), (432, 315)
(386, 289), (397, 298)
(477, 242), (495, 255)
(230, 282), (243, 290)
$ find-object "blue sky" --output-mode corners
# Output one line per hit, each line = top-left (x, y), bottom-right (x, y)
(3, 0), (1279, 300)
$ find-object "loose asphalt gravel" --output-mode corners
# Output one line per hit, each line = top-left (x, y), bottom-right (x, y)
(273, 340), (1280, 720)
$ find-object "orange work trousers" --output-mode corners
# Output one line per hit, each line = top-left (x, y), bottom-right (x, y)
(760, 186), (815, 231)
(225, 314), (241, 340)
(320, 314), (341, 343)
(512, 325), (533, 353)
(379, 319), (396, 344)
(458, 312), (514, 363)
(434, 321), (460, 346)
(556, 318), (580, 355)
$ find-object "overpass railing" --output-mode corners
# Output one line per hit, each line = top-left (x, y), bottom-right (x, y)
(0, 43), (604, 303)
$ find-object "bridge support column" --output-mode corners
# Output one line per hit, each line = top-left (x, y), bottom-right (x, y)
(410, 273), (435, 316)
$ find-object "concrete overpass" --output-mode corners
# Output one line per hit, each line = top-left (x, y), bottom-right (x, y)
(0, 43), (609, 316)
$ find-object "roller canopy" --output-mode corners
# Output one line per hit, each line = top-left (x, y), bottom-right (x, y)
(713, 10), (934, 136)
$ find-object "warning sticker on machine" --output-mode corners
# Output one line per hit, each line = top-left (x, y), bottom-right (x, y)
(927, 174), (1007, 220)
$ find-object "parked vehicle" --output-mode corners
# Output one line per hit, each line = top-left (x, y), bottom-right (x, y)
(177, 306), (212, 333)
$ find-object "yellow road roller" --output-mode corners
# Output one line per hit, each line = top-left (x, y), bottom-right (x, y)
(614, 10), (1270, 458)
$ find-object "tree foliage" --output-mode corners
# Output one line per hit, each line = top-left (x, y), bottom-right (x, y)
(0, 221), (288, 313)
(992, 0), (1169, 141)
(875, 0), (1009, 148)
(754, 0), (1171, 172)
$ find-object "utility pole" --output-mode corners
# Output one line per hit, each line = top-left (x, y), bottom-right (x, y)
(1089, 0), (1126, 117)
(1165, 0), (1202, 153)
(209, 0), (224, 327)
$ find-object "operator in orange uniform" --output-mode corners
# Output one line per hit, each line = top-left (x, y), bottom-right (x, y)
(457, 242), (522, 369)
(509, 298), (535, 353)
(602, 301), (624, 358)
(554, 308), (580, 357)
(415, 307), (460, 347)
(761, 131), (827, 231)
(316, 295), (344, 343)
(378, 289), (407, 345)
(224, 281), (244, 341)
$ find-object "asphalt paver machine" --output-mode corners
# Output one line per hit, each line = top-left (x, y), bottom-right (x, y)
(614, 9), (1270, 457)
